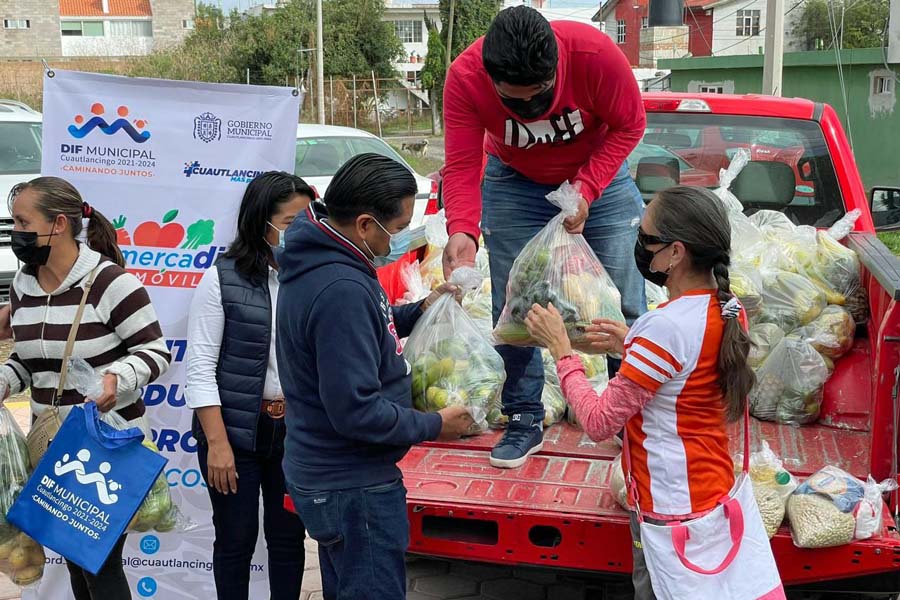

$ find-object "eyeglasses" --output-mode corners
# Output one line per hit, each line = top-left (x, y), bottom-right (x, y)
(637, 227), (674, 248)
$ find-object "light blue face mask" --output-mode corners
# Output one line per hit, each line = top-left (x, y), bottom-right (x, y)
(267, 221), (286, 249)
(364, 217), (411, 267)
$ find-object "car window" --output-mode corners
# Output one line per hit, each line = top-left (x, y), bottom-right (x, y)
(295, 135), (409, 178)
(634, 113), (844, 227)
(0, 122), (42, 175)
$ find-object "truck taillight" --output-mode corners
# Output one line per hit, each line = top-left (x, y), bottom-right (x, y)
(424, 180), (439, 215)
(643, 98), (712, 113)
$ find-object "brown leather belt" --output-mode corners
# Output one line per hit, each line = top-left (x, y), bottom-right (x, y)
(261, 397), (285, 419)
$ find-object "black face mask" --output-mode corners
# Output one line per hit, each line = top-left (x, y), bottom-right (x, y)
(634, 239), (672, 287)
(501, 85), (556, 120)
(11, 231), (53, 267)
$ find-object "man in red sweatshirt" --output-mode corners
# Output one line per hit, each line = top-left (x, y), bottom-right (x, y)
(441, 6), (647, 468)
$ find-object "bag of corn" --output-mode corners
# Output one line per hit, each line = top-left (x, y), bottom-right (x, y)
(734, 441), (798, 538)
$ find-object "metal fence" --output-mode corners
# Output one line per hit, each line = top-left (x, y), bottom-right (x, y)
(299, 74), (436, 137)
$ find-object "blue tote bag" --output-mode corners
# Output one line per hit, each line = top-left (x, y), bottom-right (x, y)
(7, 403), (166, 574)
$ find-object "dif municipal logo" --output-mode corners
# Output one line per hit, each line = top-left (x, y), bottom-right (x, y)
(68, 103), (151, 144)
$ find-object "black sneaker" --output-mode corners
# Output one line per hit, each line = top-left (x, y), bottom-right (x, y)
(489, 413), (544, 469)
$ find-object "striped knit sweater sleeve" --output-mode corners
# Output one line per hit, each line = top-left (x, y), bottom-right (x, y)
(1, 247), (170, 408)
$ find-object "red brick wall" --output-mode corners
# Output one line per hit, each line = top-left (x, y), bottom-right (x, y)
(686, 8), (713, 57)
(611, 2), (713, 66)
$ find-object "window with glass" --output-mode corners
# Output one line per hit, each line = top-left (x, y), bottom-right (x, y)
(641, 16), (649, 29)
(699, 85), (725, 93)
(0, 122), (42, 176)
(108, 20), (152, 37)
(61, 20), (104, 36)
(631, 113), (845, 227)
(182, 19), (194, 29)
(735, 10), (760, 36)
(617, 19), (626, 44)
(295, 136), (408, 178)
(3, 19), (30, 29)
(393, 20), (422, 44)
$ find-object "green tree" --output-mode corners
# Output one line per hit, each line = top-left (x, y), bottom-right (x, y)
(793, 0), (889, 50)
(421, 0), (502, 120)
(133, 0), (403, 84)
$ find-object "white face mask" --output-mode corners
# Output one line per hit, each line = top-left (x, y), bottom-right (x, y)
(267, 221), (286, 249)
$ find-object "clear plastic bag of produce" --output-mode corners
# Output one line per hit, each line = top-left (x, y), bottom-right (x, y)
(645, 281), (668, 310)
(420, 210), (449, 289)
(714, 148), (750, 214)
(538, 350), (609, 428)
(792, 305), (855, 360)
(815, 230), (861, 300)
(734, 441), (798, 538)
(854, 476), (898, 540)
(787, 466), (897, 548)
(98, 407), (196, 534)
(0, 406), (45, 588)
(406, 267), (505, 435)
(748, 323), (785, 369)
(749, 336), (829, 426)
(756, 269), (826, 332)
(826, 209), (862, 242)
(493, 182), (624, 346)
(730, 266), (764, 320)
(750, 210), (797, 241)
(610, 453), (630, 511)
(398, 260), (430, 306)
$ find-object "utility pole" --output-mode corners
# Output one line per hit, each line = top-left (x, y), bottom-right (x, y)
(761, 0), (785, 96)
(445, 0), (455, 75)
(316, 0), (325, 124)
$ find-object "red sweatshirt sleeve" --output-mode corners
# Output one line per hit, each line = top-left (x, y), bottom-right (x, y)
(572, 49), (646, 203)
(558, 356), (654, 442)
(442, 62), (486, 242)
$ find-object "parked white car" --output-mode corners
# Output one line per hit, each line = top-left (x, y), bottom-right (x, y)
(295, 124), (438, 228)
(0, 100), (42, 301)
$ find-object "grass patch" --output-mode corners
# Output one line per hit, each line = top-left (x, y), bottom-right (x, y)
(878, 231), (900, 256)
(389, 143), (443, 176)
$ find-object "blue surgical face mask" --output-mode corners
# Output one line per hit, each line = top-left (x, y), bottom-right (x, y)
(267, 221), (286, 249)
(364, 216), (410, 267)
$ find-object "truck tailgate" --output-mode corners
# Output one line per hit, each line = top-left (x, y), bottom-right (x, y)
(402, 422), (900, 586)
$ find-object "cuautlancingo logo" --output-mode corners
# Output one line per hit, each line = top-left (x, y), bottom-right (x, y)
(68, 103), (151, 144)
(183, 161), (263, 183)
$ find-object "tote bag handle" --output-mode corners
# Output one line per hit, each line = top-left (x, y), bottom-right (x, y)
(670, 496), (745, 575)
(83, 402), (144, 450)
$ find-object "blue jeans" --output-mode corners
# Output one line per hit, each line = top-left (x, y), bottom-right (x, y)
(482, 155), (646, 418)
(288, 479), (408, 600)
(198, 414), (306, 600)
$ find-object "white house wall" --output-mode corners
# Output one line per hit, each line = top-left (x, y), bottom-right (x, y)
(710, 0), (766, 56)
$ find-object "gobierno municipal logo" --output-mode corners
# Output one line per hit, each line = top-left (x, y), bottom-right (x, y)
(68, 103), (151, 144)
(114, 209), (225, 288)
(183, 161), (263, 184)
(192, 111), (273, 143)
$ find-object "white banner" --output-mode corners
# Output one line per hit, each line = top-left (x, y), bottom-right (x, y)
(31, 70), (300, 599)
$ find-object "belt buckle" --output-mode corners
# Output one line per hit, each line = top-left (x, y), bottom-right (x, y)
(266, 396), (285, 419)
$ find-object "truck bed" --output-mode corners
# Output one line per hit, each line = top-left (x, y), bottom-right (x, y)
(402, 421), (900, 586)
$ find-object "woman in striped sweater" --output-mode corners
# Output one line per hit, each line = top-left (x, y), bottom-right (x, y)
(0, 177), (171, 600)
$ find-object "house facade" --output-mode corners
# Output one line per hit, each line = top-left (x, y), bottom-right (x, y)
(1, 0), (194, 58)
(383, 0), (440, 88)
(594, 0), (806, 65)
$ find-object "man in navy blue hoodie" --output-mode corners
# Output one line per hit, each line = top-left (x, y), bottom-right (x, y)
(276, 153), (473, 600)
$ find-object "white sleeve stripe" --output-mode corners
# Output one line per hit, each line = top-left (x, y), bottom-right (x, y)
(629, 344), (676, 377)
(624, 354), (668, 383)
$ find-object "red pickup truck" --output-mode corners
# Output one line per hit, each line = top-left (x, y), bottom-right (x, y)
(396, 94), (900, 594)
